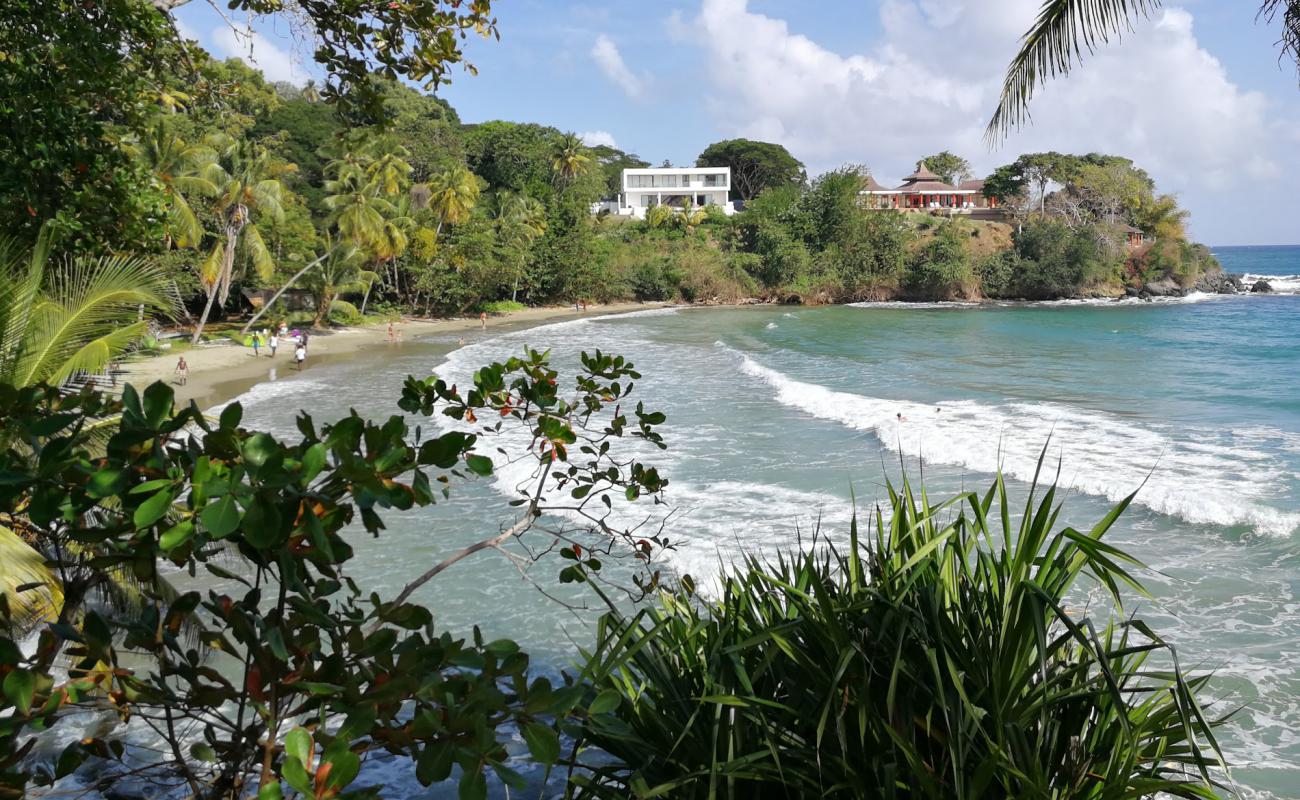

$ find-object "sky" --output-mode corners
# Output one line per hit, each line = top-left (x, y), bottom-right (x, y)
(174, 0), (1300, 246)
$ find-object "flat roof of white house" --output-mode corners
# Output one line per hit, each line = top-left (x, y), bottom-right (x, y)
(623, 166), (730, 175)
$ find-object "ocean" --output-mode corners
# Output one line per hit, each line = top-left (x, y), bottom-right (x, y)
(224, 245), (1300, 798)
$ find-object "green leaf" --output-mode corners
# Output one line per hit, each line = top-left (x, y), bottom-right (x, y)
(200, 494), (241, 539)
(134, 488), (174, 529)
(324, 749), (361, 791)
(301, 443), (327, 483)
(190, 743), (217, 762)
(265, 626), (290, 661)
(219, 403), (243, 430)
(159, 520), (195, 551)
(85, 468), (126, 499)
(256, 783), (283, 800)
(588, 689), (622, 715)
(284, 727), (313, 768)
(465, 454), (493, 477)
(242, 433), (278, 469)
(521, 721), (561, 764)
(241, 496), (283, 549)
(458, 767), (487, 800)
(415, 740), (454, 785)
(3, 669), (36, 715)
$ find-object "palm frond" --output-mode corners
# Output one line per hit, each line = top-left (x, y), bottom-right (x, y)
(242, 224), (276, 282)
(0, 525), (64, 634)
(14, 253), (177, 387)
(987, 0), (1162, 141)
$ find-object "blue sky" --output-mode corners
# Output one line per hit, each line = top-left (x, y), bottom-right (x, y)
(176, 1), (1300, 245)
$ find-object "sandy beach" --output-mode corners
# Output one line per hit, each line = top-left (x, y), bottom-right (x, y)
(119, 302), (671, 410)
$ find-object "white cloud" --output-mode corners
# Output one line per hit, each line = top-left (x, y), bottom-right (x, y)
(673, 0), (1297, 243)
(212, 26), (307, 86)
(580, 130), (618, 148)
(591, 34), (647, 98)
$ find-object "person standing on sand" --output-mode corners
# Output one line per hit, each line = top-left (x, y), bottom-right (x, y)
(269, 332), (278, 357)
(480, 311), (487, 331)
(387, 322), (395, 343)
(175, 356), (188, 386)
(251, 333), (260, 357)
(294, 343), (306, 370)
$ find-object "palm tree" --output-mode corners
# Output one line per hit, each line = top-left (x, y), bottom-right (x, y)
(988, 0), (1300, 140)
(488, 192), (548, 302)
(305, 240), (379, 326)
(364, 139), (414, 198)
(191, 136), (288, 344)
(125, 121), (217, 249)
(0, 224), (177, 389)
(675, 198), (707, 233)
(0, 226), (178, 636)
(426, 166), (481, 239)
(324, 166), (395, 250)
(551, 132), (594, 187)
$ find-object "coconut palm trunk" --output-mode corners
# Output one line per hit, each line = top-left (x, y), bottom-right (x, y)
(191, 214), (245, 344)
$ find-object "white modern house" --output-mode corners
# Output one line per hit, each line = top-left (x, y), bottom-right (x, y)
(593, 166), (735, 219)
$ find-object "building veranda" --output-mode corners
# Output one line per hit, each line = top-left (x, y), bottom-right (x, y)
(859, 166), (999, 213)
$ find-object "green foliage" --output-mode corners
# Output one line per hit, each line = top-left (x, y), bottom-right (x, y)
(0, 348), (669, 796)
(1011, 219), (1119, 298)
(0, 0), (172, 250)
(0, 225), (178, 388)
(479, 299), (526, 313)
(916, 150), (973, 185)
(697, 139), (807, 201)
(570, 472), (1227, 799)
(904, 220), (975, 299)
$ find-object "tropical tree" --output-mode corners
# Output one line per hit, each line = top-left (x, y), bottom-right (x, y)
(0, 224), (176, 390)
(988, 0), (1300, 139)
(324, 166), (395, 250)
(0, 227), (176, 631)
(916, 150), (973, 186)
(125, 120), (217, 249)
(426, 165), (481, 238)
(552, 132), (594, 187)
(304, 240), (379, 325)
(488, 191), (548, 301)
(191, 136), (288, 343)
(697, 138), (806, 201)
(674, 198), (707, 233)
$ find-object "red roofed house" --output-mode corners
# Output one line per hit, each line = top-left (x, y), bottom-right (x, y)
(859, 167), (999, 212)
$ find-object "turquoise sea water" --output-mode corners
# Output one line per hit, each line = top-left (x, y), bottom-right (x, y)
(225, 247), (1300, 798)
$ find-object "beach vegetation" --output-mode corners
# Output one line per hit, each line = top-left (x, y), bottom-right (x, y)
(0, 224), (177, 389)
(569, 473), (1228, 799)
(0, 346), (670, 797)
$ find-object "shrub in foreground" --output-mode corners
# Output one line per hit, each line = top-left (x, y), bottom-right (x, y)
(570, 473), (1228, 799)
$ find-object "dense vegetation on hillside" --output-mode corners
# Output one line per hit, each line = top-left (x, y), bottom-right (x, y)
(1, 40), (1217, 323)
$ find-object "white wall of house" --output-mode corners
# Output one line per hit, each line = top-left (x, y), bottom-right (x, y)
(613, 166), (735, 219)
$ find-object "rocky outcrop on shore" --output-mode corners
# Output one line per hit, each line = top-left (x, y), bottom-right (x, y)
(1192, 271), (1246, 295)
(1250, 279), (1274, 293)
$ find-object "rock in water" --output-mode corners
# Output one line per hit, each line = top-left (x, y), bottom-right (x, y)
(1251, 280), (1274, 294)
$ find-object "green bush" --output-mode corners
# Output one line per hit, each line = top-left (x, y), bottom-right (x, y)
(571, 473), (1226, 799)
(480, 299), (527, 313)
(630, 260), (676, 301)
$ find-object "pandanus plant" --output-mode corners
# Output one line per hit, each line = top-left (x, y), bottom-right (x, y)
(571, 464), (1229, 798)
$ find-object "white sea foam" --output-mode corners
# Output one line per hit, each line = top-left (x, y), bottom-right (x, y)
(737, 354), (1300, 537)
(1241, 273), (1300, 294)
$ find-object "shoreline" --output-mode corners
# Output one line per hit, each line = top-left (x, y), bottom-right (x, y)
(120, 302), (673, 410)
(121, 284), (1294, 411)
